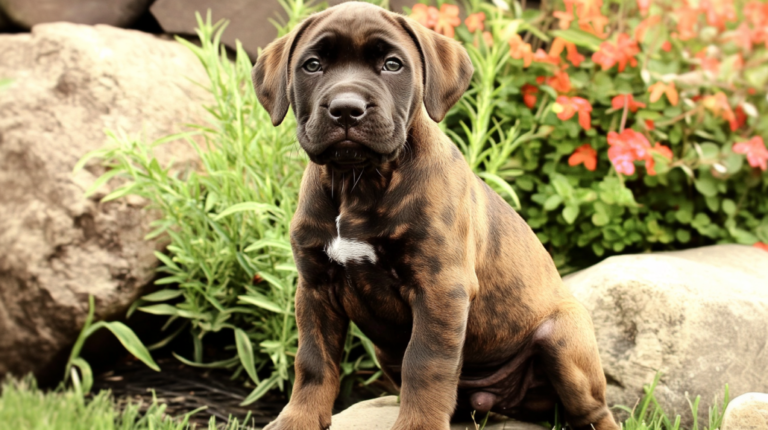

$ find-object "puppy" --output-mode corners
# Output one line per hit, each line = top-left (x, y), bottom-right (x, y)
(253, 3), (618, 430)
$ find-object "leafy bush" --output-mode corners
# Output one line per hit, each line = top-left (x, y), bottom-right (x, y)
(421, 0), (768, 271)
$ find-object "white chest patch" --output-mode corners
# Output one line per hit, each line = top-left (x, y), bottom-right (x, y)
(325, 215), (377, 266)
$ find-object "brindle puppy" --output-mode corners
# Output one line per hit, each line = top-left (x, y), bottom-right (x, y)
(253, 3), (619, 430)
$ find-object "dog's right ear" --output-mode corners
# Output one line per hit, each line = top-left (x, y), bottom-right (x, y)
(252, 17), (317, 126)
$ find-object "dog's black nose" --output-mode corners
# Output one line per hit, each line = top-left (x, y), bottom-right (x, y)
(328, 94), (366, 127)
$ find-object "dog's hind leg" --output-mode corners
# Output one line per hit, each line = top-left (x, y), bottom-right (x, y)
(533, 300), (620, 430)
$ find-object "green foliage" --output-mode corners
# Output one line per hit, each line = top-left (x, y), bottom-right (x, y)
(64, 296), (160, 395)
(0, 376), (253, 430)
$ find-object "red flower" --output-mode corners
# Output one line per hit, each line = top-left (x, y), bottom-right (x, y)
(569, 144), (598, 171)
(521, 84), (538, 109)
(547, 71), (572, 94)
(674, 3), (699, 40)
(754, 242), (768, 252)
(592, 34), (640, 72)
(555, 96), (593, 130)
(435, 4), (461, 38)
(733, 136), (768, 171)
(661, 41), (672, 52)
(734, 106), (747, 130)
(645, 119), (655, 130)
(465, 12), (485, 33)
(700, 0), (736, 30)
(410, 4), (439, 28)
(554, 0), (576, 29)
(607, 129), (652, 175)
(611, 94), (647, 112)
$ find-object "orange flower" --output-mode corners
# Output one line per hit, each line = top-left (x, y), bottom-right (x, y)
(733, 136), (768, 171)
(695, 50), (720, 75)
(509, 34), (534, 67)
(579, 14), (609, 38)
(661, 41), (672, 51)
(435, 4), (461, 38)
(592, 34), (640, 72)
(635, 15), (661, 42)
(533, 48), (560, 65)
(754, 242), (768, 252)
(648, 81), (679, 106)
(521, 84), (539, 109)
(549, 37), (585, 66)
(611, 94), (647, 112)
(646, 143), (673, 175)
(702, 92), (737, 131)
(674, 3), (699, 41)
(465, 12), (486, 33)
(547, 71), (572, 93)
(700, 0), (736, 30)
(645, 119), (655, 130)
(554, 0), (576, 29)
(410, 3), (439, 28)
(482, 31), (494, 46)
(637, 0), (651, 15)
(569, 144), (598, 171)
(555, 96), (593, 130)
(726, 22), (754, 52)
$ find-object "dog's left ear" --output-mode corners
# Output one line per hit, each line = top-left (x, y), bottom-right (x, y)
(397, 16), (474, 123)
(252, 17), (317, 126)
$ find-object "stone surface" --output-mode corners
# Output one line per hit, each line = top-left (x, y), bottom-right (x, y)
(331, 396), (543, 430)
(0, 0), (151, 29)
(0, 23), (210, 380)
(564, 245), (768, 424)
(149, 0), (416, 59)
(722, 393), (768, 430)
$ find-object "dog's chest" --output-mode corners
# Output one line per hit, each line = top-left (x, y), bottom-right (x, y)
(324, 214), (378, 266)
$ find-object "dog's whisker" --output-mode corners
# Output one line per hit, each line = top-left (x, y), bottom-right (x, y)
(376, 168), (383, 178)
(352, 167), (365, 191)
(331, 169), (334, 199)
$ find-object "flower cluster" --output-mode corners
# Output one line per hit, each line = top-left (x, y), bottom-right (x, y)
(408, 0), (768, 261)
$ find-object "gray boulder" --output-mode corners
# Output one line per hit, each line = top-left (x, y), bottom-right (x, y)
(722, 392), (768, 430)
(0, 23), (210, 380)
(0, 0), (152, 29)
(149, 0), (416, 59)
(331, 396), (543, 430)
(564, 245), (768, 423)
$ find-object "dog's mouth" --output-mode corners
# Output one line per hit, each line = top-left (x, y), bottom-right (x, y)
(314, 140), (379, 171)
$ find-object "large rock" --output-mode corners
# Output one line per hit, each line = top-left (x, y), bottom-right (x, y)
(331, 396), (542, 430)
(0, 0), (151, 29)
(149, 0), (415, 59)
(0, 23), (210, 381)
(722, 393), (768, 430)
(564, 245), (768, 423)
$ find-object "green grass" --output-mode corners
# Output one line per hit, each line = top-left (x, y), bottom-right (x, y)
(0, 376), (252, 430)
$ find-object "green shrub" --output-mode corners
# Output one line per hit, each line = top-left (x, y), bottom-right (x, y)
(426, 0), (768, 272)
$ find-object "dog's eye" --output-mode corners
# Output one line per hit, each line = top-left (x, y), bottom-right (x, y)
(303, 59), (322, 73)
(383, 58), (402, 72)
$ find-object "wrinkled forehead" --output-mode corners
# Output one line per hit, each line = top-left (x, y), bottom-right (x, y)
(294, 4), (418, 62)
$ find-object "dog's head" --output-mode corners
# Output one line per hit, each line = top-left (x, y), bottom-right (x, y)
(252, 2), (473, 170)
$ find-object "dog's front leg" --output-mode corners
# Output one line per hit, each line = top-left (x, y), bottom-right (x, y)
(264, 280), (348, 430)
(392, 283), (470, 430)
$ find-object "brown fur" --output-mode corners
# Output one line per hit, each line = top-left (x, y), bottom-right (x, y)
(253, 3), (619, 430)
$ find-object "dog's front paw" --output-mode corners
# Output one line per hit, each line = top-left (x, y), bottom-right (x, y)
(263, 409), (330, 430)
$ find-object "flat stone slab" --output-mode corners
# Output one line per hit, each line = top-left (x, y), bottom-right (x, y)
(331, 396), (543, 430)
